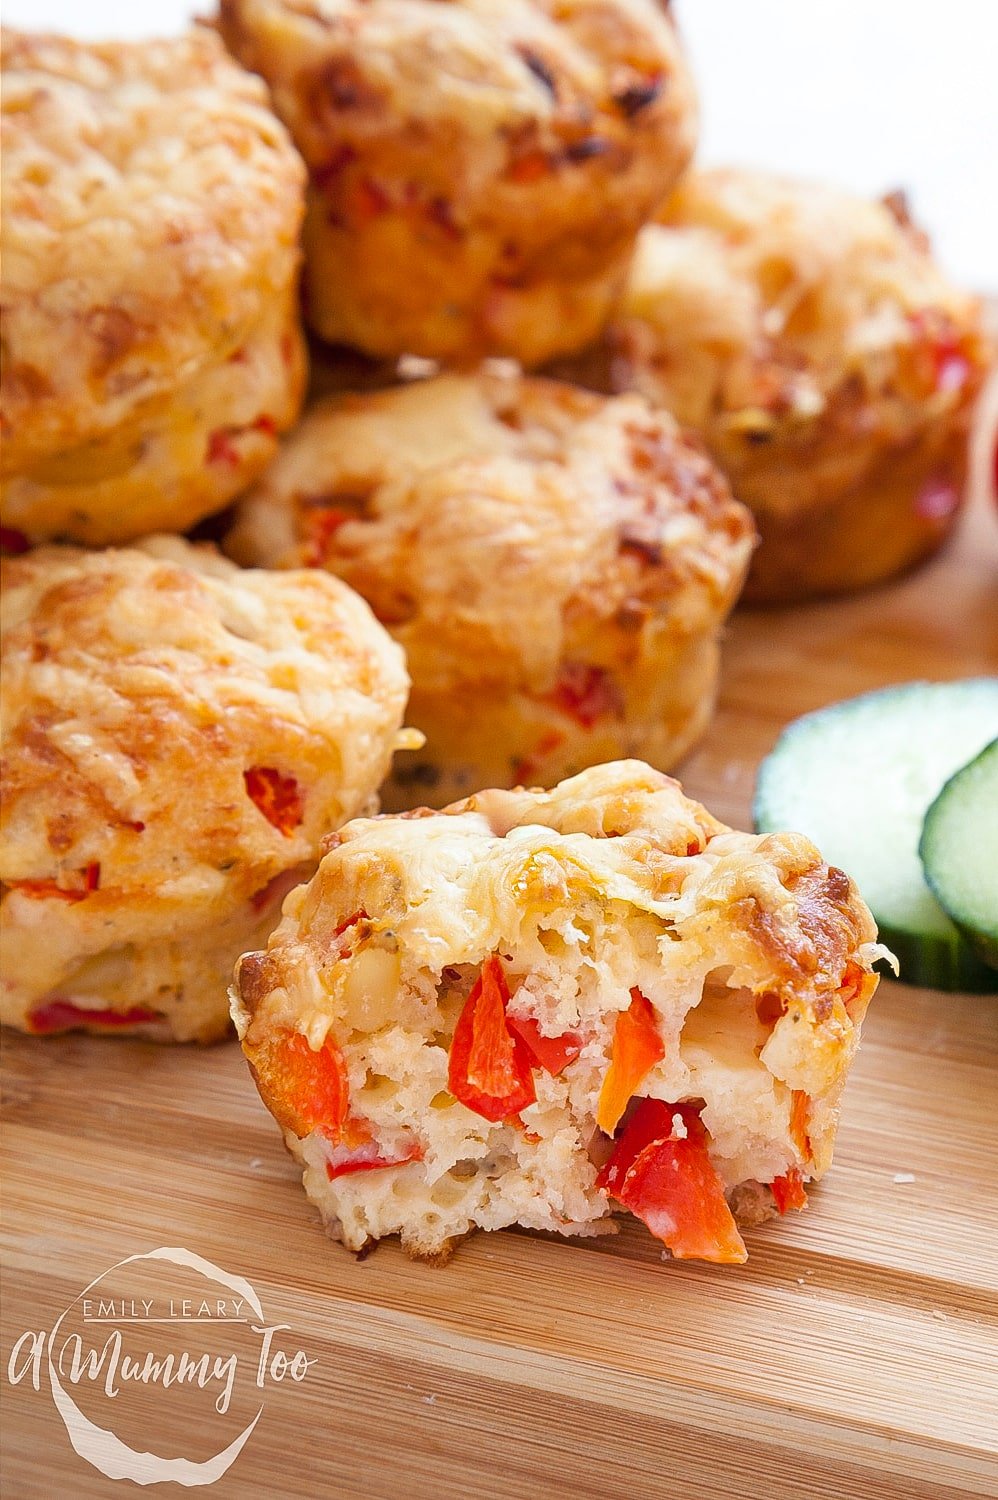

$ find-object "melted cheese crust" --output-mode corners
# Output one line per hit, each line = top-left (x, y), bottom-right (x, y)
(219, 0), (696, 363)
(611, 168), (993, 601)
(0, 28), (307, 541)
(0, 537), (410, 1041)
(227, 368), (754, 806)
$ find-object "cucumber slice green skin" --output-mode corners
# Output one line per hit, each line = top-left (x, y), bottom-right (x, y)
(877, 918), (998, 994)
(920, 739), (998, 974)
(753, 679), (998, 995)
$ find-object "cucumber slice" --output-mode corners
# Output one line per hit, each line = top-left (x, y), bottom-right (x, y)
(753, 680), (998, 993)
(920, 739), (998, 972)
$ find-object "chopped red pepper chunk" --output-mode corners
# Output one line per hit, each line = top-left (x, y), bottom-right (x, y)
(507, 149), (549, 184)
(448, 955), (536, 1122)
(325, 1138), (424, 1180)
(348, 177), (390, 224)
(506, 1012), (582, 1075)
(771, 1167), (808, 1214)
(207, 415), (277, 469)
(789, 1089), (813, 1163)
(245, 1028), (349, 1140)
(207, 428), (243, 469)
(28, 999), (160, 1035)
(244, 767), (304, 837)
(838, 959), (874, 1022)
(9, 862), (100, 903)
(915, 475), (960, 523)
(305, 506), (351, 566)
(511, 729), (566, 786)
(0, 525), (31, 555)
(596, 988), (665, 1135)
(330, 908), (368, 951)
(597, 1098), (747, 1263)
(548, 661), (624, 730)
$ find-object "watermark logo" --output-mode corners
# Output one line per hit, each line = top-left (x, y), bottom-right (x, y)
(6, 1246), (315, 1485)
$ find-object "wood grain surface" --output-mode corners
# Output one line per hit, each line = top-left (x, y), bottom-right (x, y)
(2, 456), (997, 1500)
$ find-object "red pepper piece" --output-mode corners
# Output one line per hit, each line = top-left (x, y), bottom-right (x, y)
(507, 149), (549, 184)
(305, 506), (351, 566)
(789, 1090), (813, 1163)
(908, 310), (973, 395)
(325, 1139), (424, 1180)
(28, 999), (160, 1035)
(549, 661), (624, 730)
(511, 730), (566, 786)
(349, 177), (390, 224)
(207, 428), (243, 469)
(506, 1012), (582, 1075)
(244, 767), (304, 837)
(597, 1098), (747, 1263)
(596, 988), (665, 1135)
(771, 1168), (808, 1214)
(207, 415), (276, 469)
(245, 1029), (349, 1140)
(448, 956), (536, 1122)
(9, 862), (100, 903)
(0, 525), (31, 555)
(915, 475), (960, 524)
(838, 959), (875, 1022)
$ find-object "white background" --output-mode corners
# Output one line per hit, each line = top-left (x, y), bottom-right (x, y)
(4, 0), (996, 290)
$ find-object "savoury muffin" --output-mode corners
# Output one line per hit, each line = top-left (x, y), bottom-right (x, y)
(218, 0), (697, 366)
(609, 169), (993, 603)
(226, 368), (755, 809)
(0, 28), (307, 547)
(232, 760), (883, 1263)
(0, 537), (411, 1042)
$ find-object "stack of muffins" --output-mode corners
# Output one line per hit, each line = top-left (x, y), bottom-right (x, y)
(0, 4), (987, 1261)
(1, 4), (989, 1046)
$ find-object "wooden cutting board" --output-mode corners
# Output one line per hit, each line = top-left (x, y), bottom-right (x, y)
(2, 465), (997, 1500)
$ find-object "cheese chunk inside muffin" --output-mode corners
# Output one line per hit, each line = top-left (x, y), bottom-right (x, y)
(232, 761), (882, 1262)
(227, 367), (755, 809)
(0, 537), (411, 1042)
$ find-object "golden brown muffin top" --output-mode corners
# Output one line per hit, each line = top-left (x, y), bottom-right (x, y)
(0, 28), (305, 471)
(0, 538), (409, 914)
(220, 0), (694, 166)
(227, 369), (755, 693)
(617, 167), (992, 439)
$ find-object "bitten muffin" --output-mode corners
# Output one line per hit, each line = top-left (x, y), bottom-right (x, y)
(218, 0), (697, 365)
(609, 169), (993, 603)
(226, 369), (755, 809)
(0, 28), (307, 547)
(231, 760), (883, 1263)
(0, 538), (411, 1042)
